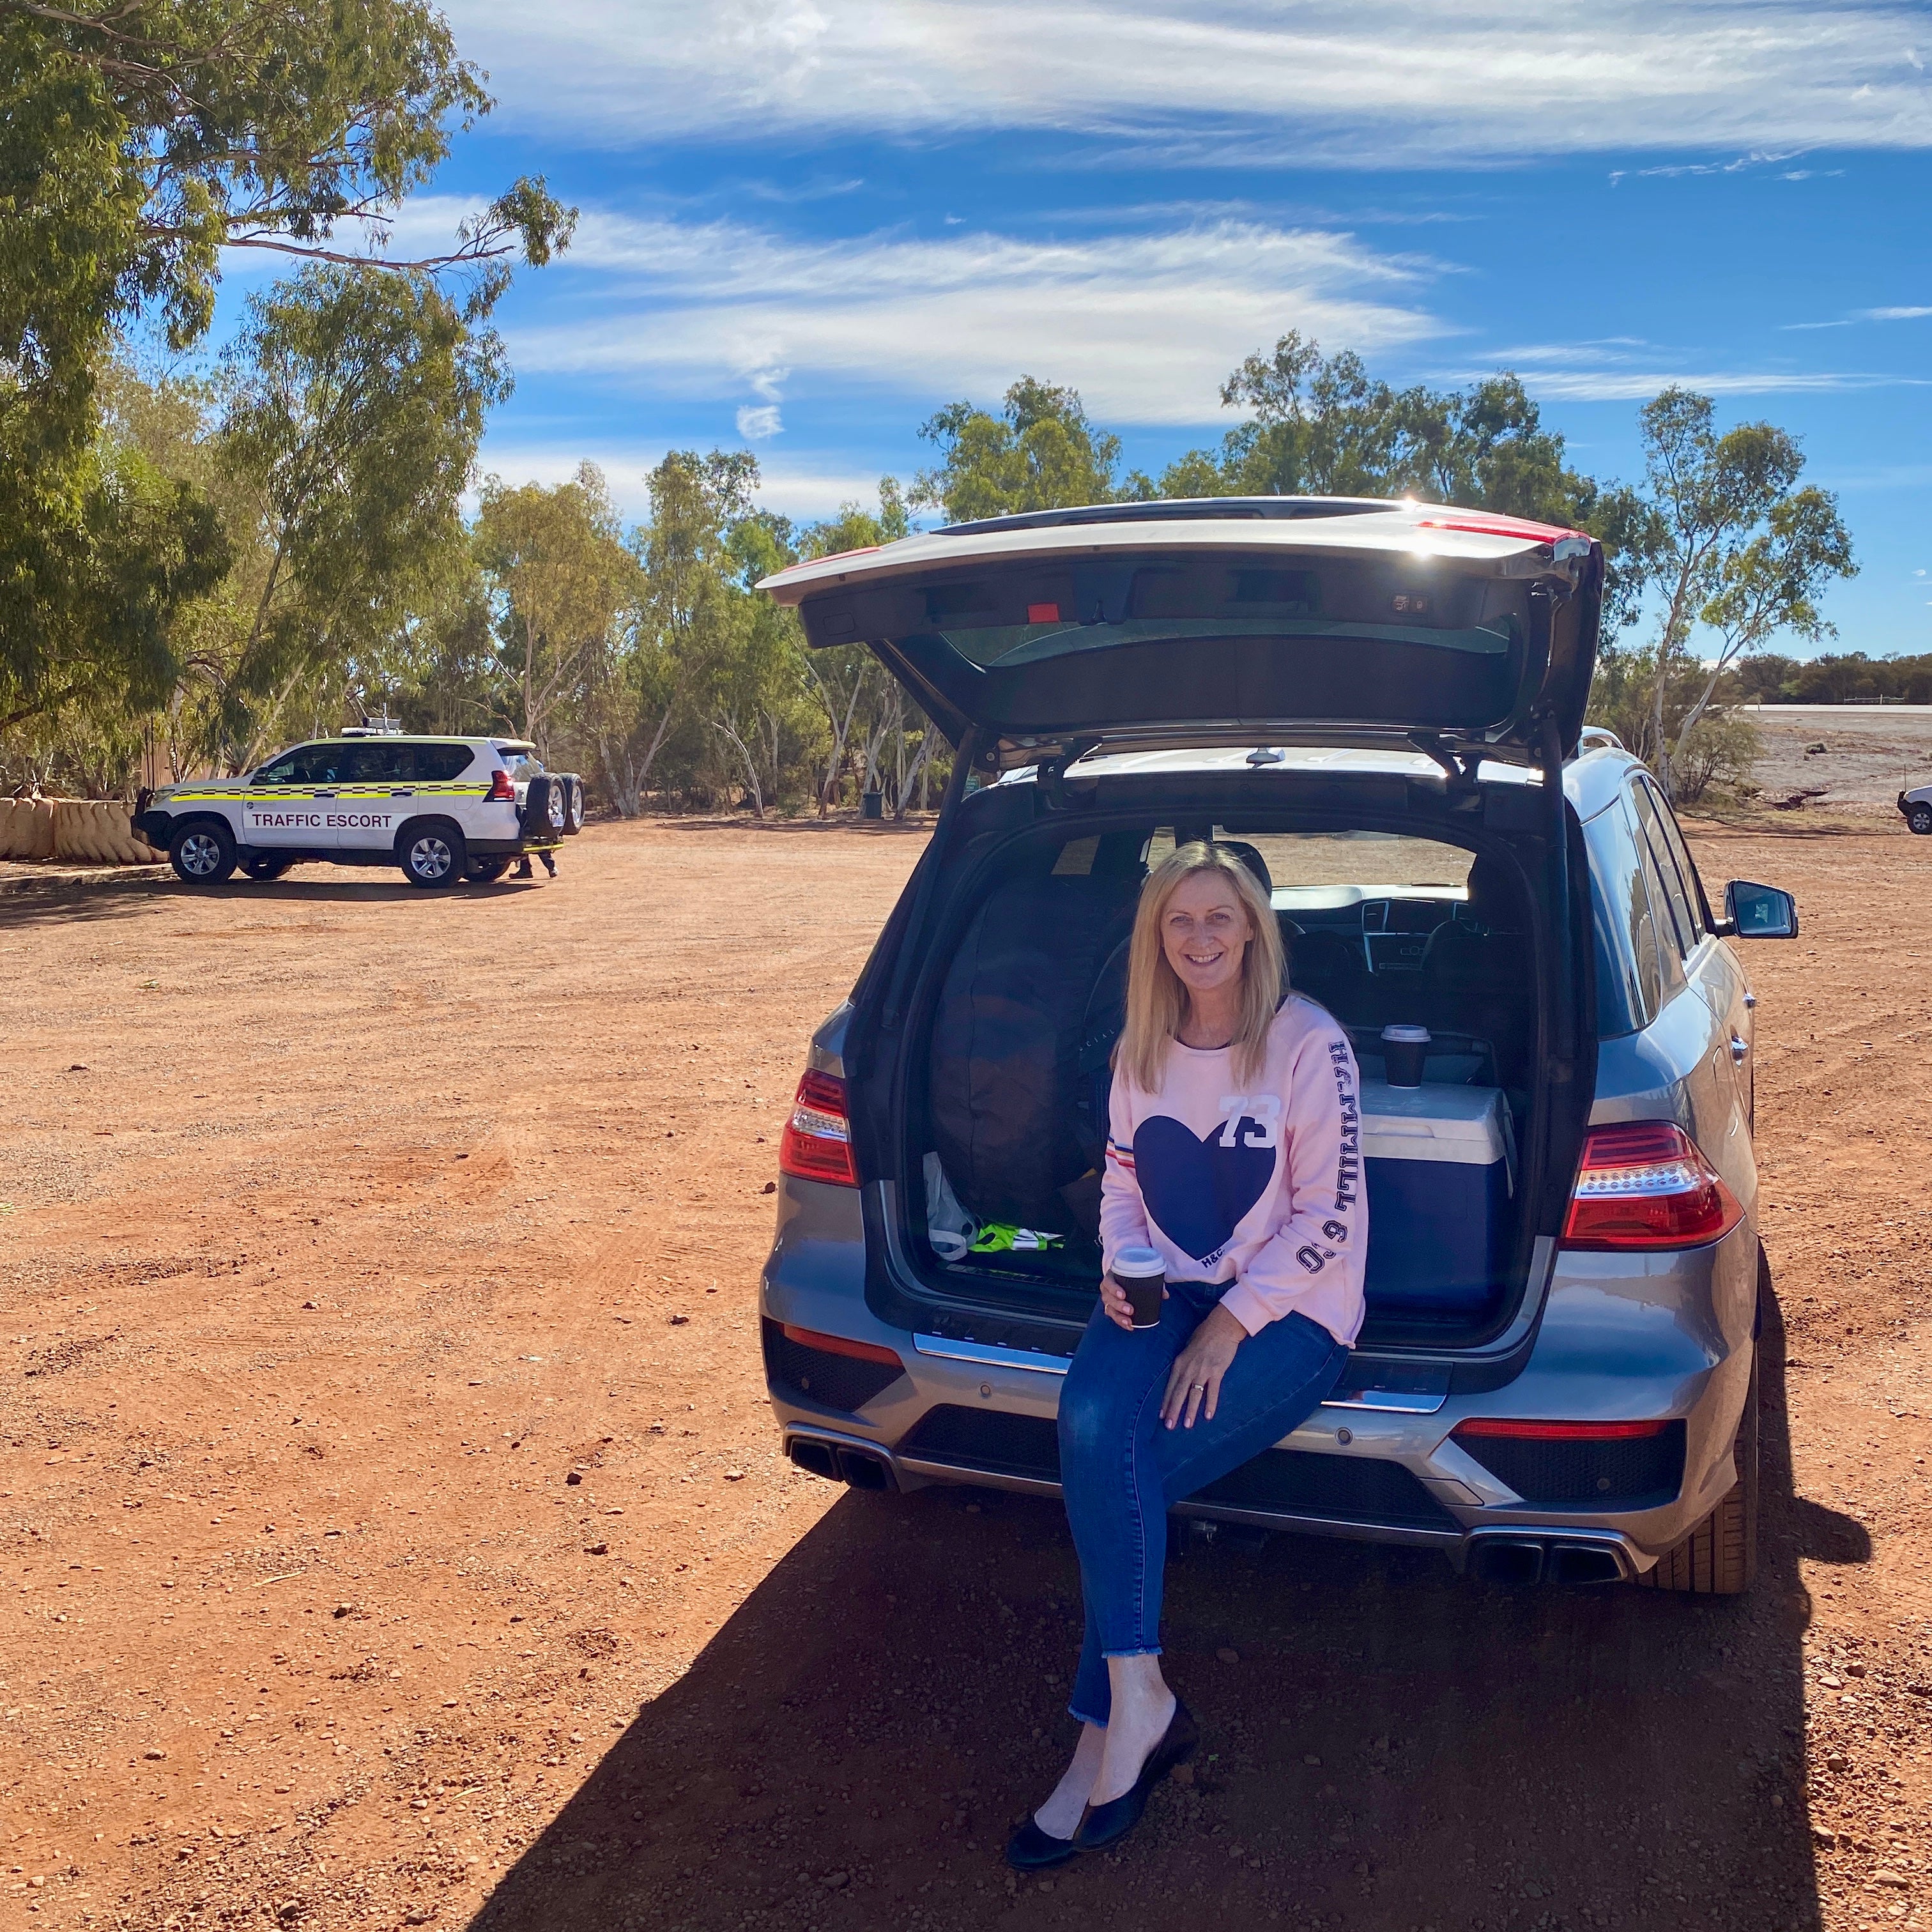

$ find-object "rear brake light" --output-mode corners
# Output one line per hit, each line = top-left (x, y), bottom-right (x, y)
(1454, 1416), (1670, 1442)
(1561, 1121), (1741, 1250)
(780, 1322), (901, 1368)
(1414, 512), (1579, 542)
(779, 1070), (858, 1186)
(487, 769), (516, 801)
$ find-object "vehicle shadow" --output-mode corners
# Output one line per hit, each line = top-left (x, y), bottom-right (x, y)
(469, 1282), (1853, 1932)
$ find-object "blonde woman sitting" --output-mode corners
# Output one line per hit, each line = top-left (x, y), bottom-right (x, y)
(1008, 842), (1368, 1868)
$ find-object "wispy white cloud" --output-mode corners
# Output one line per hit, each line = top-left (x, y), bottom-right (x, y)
(1495, 368), (1929, 401)
(505, 210), (1445, 425)
(1782, 302), (1932, 329)
(443, 0), (1932, 163)
(475, 444), (896, 523)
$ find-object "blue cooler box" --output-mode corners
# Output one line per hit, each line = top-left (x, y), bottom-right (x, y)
(1360, 1079), (1515, 1315)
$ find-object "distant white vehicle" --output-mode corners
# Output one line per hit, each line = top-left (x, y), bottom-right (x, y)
(1899, 785), (1932, 836)
(135, 730), (585, 887)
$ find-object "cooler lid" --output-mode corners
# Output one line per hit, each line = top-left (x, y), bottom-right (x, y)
(1360, 1080), (1513, 1169)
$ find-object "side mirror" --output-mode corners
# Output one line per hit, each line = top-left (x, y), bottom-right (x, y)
(1724, 880), (1798, 940)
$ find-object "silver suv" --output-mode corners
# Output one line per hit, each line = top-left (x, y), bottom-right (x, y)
(755, 498), (1797, 1593)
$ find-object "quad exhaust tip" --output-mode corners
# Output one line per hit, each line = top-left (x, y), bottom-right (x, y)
(1468, 1536), (1629, 1587)
(786, 1434), (897, 1492)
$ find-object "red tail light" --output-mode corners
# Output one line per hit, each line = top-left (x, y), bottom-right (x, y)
(780, 1322), (901, 1368)
(1561, 1121), (1742, 1251)
(1454, 1416), (1671, 1442)
(487, 769), (516, 801)
(779, 1070), (858, 1186)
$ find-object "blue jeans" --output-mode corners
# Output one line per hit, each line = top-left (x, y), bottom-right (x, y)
(1057, 1284), (1348, 1727)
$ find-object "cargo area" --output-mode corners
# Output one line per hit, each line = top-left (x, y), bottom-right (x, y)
(898, 802), (1574, 1350)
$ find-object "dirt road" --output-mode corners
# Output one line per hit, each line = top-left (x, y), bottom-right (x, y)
(3, 813), (1930, 1932)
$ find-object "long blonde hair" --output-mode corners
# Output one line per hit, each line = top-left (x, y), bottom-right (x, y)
(1116, 842), (1285, 1094)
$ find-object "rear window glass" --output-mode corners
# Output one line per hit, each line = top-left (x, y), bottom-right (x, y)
(494, 744), (544, 774)
(917, 555), (1527, 671)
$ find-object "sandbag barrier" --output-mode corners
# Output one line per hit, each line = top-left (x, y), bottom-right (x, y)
(0, 797), (165, 866)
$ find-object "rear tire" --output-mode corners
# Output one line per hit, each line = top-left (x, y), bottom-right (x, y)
(398, 820), (466, 889)
(241, 855), (293, 880)
(170, 819), (236, 886)
(1639, 1328), (1759, 1596)
(465, 857), (511, 884)
(562, 774), (585, 834)
(1906, 804), (1932, 835)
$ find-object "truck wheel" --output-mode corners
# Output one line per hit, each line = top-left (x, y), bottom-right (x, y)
(398, 820), (466, 889)
(241, 856), (293, 880)
(170, 819), (236, 886)
(465, 857), (512, 884)
(1906, 804), (1932, 835)
(1639, 1346), (1759, 1595)
(563, 775), (585, 834)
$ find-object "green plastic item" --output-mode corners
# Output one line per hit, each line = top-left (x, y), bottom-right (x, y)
(969, 1222), (1066, 1254)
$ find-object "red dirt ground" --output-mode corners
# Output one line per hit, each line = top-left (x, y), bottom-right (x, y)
(3, 811), (1931, 1932)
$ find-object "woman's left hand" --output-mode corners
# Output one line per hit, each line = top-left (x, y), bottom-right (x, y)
(1161, 1303), (1248, 1429)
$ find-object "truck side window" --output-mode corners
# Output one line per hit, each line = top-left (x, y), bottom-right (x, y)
(340, 742), (410, 785)
(415, 744), (475, 783)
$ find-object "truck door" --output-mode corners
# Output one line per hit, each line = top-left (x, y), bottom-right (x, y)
(334, 741), (416, 852)
(243, 743), (348, 850)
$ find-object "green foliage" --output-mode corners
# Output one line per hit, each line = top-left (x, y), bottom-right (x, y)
(914, 379), (1123, 521)
(1613, 387), (1857, 794)
(475, 463), (640, 753)
(1732, 651), (1932, 705)
(212, 266), (507, 762)
(0, 0), (571, 762)
(1671, 710), (1762, 806)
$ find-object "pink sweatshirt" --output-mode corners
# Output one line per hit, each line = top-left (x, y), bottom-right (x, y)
(1100, 993), (1367, 1347)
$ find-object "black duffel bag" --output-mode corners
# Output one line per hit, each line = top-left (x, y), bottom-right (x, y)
(928, 869), (1140, 1232)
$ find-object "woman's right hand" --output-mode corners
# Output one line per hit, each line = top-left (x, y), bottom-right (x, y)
(1100, 1270), (1163, 1331)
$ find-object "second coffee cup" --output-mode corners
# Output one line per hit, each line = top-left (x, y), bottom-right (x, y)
(1112, 1245), (1167, 1328)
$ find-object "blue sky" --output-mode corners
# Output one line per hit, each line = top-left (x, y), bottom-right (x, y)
(370, 2), (1932, 656)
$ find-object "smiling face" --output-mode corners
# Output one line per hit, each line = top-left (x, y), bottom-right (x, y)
(1158, 867), (1254, 1002)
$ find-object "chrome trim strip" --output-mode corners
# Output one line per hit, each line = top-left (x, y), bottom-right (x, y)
(1321, 1389), (1449, 1415)
(911, 1333), (1072, 1376)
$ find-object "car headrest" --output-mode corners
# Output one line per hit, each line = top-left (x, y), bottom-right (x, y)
(1215, 839), (1273, 898)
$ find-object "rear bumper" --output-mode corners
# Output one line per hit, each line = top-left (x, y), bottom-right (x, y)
(776, 1415), (1641, 1583)
(760, 1178), (1759, 1581)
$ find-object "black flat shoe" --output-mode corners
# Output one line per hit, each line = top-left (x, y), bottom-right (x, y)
(1073, 1698), (1199, 1851)
(1004, 1818), (1079, 1870)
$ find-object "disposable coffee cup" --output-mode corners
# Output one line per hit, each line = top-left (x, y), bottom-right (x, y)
(1112, 1245), (1167, 1328)
(1381, 1023), (1431, 1088)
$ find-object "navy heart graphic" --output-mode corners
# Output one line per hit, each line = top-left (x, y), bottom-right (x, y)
(1133, 1115), (1278, 1263)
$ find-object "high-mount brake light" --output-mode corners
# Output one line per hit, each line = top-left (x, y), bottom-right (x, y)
(779, 1070), (858, 1186)
(487, 769), (516, 801)
(1561, 1121), (1742, 1250)
(1414, 512), (1579, 542)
